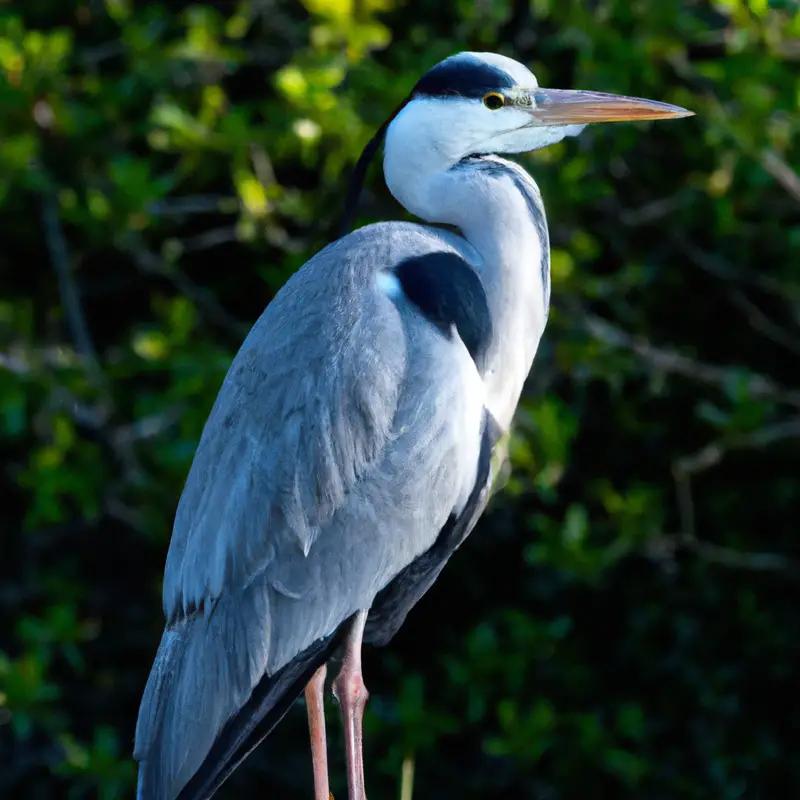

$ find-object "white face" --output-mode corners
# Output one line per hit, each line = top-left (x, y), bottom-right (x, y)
(389, 96), (586, 163)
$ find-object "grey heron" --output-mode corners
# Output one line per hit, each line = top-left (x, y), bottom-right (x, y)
(134, 51), (692, 800)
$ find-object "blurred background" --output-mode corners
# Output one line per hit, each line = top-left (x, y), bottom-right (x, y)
(1, 0), (798, 798)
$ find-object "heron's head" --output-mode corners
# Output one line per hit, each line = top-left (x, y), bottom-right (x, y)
(386, 51), (692, 162)
(341, 52), (692, 233)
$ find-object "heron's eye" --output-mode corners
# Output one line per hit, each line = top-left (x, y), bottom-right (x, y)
(482, 92), (506, 111)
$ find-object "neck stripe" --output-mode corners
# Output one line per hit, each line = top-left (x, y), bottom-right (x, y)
(456, 155), (550, 314)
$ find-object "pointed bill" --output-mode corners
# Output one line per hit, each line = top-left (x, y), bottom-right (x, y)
(520, 88), (694, 125)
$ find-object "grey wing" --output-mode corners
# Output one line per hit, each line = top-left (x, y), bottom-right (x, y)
(133, 225), (488, 798)
(161, 243), (405, 622)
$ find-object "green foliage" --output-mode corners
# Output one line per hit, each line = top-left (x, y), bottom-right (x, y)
(1, 0), (798, 797)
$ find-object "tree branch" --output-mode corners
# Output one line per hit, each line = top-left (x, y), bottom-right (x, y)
(675, 419), (800, 479)
(659, 418), (800, 578)
(673, 234), (800, 304)
(111, 405), (185, 445)
(689, 538), (799, 576)
(147, 195), (237, 217)
(759, 148), (800, 206)
(644, 533), (800, 580)
(124, 233), (248, 337)
(728, 288), (800, 357)
(178, 225), (239, 253)
(583, 314), (800, 408)
(41, 193), (104, 387)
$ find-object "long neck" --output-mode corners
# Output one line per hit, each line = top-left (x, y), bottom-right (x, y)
(385, 152), (550, 429)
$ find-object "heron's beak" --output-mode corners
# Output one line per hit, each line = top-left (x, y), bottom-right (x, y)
(521, 88), (694, 125)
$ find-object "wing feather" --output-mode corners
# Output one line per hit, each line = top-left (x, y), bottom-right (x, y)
(162, 231), (408, 622)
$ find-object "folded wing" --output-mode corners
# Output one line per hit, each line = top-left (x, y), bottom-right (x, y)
(134, 225), (491, 799)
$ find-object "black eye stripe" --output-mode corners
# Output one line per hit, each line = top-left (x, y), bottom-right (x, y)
(413, 55), (515, 100)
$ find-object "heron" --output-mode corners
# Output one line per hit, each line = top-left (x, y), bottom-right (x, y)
(133, 51), (692, 800)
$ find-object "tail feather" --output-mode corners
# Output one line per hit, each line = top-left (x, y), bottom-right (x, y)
(135, 577), (345, 800)
(176, 629), (342, 800)
(135, 582), (272, 799)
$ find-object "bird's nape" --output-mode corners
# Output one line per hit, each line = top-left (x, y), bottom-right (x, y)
(339, 97), (409, 236)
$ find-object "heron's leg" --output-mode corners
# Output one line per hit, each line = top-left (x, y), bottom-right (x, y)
(332, 609), (370, 800)
(305, 663), (332, 800)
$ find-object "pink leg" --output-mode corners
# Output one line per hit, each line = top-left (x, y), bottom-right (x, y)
(332, 610), (370, 800)
(305, 664), (332, 800)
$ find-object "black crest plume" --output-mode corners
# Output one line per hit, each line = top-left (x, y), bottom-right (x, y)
(338, 98), (408, 237)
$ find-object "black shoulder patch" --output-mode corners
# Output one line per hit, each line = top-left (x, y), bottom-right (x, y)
(413, 54), (515, 99)
(391, 252), (493, 368)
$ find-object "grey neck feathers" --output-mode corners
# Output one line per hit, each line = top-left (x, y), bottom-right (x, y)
(456, 154), (551, 312)
(444, 155), (551, 428)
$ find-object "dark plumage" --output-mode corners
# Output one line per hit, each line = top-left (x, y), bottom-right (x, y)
(392, 251), (493, 369)
(413, 52), (515, 98)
